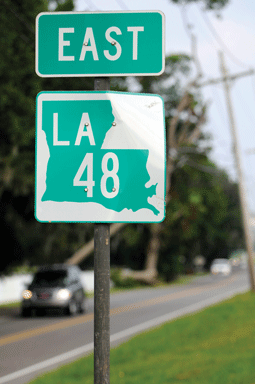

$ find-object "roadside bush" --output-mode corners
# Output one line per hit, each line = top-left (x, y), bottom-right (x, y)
(110, 268), (147, 289)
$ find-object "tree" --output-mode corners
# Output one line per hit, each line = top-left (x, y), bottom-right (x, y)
(122, 0), (231, 283)
(0, 0), (233, 274)
(0, 0), (47, 272)
(0, 0), (130, 274)
(65, 54), (201, 272)
(119, 51), (206, 283)
(110, 149), (244, 283)
(159, 154), (243, 281)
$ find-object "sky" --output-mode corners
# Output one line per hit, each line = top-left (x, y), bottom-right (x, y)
(75, 0), (255, 216)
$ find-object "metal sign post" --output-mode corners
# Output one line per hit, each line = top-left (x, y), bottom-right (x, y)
(94, 77), (110, 384)
(94, 223), (110, 384)
(35, 11), (166, 384)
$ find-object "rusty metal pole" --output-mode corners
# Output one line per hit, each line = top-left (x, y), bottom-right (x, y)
(94, 77), (111, 384)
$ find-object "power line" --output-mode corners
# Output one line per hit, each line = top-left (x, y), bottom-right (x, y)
(197, 68), (255, 87)
(246, 148), (255, 155)
(197, 5), (250, 69)
(84, 0), (99, 10)
(116, 0), (129, 10)
(198, 68), (255, 143)
(237, 86), (255, 129)
(250, 75), (255, 105)
(180, 6), (203, 79)
(181, 4), (193, 39)
(209, 84), (227, 123)
(185, 158), (225, 175)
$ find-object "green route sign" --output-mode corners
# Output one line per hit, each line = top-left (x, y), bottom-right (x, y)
(35, 91), (166, 223)
(36, 11), (165, 77)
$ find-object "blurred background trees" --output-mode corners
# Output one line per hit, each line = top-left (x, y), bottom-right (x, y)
(0, 0), (243, 281)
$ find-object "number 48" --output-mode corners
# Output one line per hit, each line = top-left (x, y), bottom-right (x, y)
(73, 152), (119, 199)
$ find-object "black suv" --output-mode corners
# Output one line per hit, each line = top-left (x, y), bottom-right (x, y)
(21, 264), (86, 317)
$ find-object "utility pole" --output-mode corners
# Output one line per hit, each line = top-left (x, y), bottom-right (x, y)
(219, 51), (255, 292)
(197, 68), (254, 88)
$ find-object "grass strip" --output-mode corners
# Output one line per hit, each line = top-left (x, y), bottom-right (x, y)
(29, 291), (255, 384)
(0, 301), (20, 309)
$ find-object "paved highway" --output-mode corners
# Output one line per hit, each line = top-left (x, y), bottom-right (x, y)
(0, 269), (249, 384)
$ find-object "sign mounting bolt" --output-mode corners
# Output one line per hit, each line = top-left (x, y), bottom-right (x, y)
(84, 188), (88, 192)
(112, 187), (116, 192)
(111, 41), (116, 46)
(85, 122), (89, 126)
(112, 122), (116, 126)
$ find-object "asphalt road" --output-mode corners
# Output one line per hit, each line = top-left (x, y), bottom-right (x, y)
(0, 268), (249, 384)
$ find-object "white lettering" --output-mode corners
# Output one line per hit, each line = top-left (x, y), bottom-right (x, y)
(73, 152), (120, 199)
(58, 28), (75, 61)
(101, 153), (119, 198)
(104, 27), (122, 61)
(73, 153), (95, 197)
(79, 28), (99, 61)
(127, 26), (144, 60)
(53, 113), (70, 146)
(75, 113), (95, 146)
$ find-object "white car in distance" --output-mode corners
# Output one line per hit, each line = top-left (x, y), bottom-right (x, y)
(210, 258), (232, 276)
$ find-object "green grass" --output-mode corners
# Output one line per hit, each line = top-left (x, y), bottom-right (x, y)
(29, 291), (255, 384)
(0, 301), (20, 309)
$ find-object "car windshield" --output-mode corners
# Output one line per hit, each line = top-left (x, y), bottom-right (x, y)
(213, 259), (228, 264)
(31, 271), (68, 287)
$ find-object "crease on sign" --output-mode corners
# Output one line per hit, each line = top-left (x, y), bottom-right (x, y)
(101, 94), (163, 152)
(37, 128), (50, 202)
(101, 93), (165, 199)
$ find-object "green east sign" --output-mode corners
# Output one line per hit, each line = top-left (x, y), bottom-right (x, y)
(36, 11), (165, 77)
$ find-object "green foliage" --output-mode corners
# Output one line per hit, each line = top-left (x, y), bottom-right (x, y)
(54, 0), (74, 12)
(0, 0), (129, 274)
(159, 252), (184, 282)
(113, 54), (243, 282)
(0, 0), (98, 273)
(0, 0), (47, 272)
(0, 0), (238, 276)
(110, 268), (147, 289)
(47, 0), (73, 11)
(0, 0), (46, 196)
(133, 55), (192, 113)
(158, 154), (243, 279)
(111, 225), (149, 271)
(10, 263), (38, 275)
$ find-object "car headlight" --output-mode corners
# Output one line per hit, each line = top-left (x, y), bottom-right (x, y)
(56, 289), (71, 301)
(22, 290), (33, 299)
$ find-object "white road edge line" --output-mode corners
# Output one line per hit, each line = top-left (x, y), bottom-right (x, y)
(0, 286), (248, 384)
